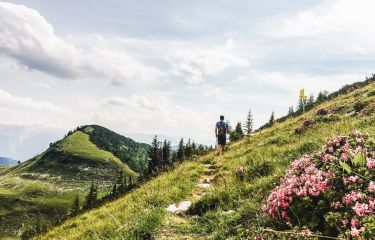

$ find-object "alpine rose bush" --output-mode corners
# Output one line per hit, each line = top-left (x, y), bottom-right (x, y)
(262, 131), (375, 238)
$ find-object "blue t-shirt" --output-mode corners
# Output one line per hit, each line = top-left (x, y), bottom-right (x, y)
(216, 121), (228, 131)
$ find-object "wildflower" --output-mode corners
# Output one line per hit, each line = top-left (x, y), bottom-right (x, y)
(341, 153), (349, 161)
(352, 202), (371, 216)
(328, 146), (334, 153)
(351, 227), (365, 238)
(331, 201), (343, 209)
(367, 158), (375, 169)
(368, 181), (375, 192)
(351, 218), (360, 228)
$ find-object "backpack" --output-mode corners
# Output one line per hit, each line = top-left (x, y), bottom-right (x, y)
(217, 122), (227, 136)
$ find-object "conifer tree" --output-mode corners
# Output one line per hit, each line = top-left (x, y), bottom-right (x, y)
(148, 136), (161, 174)
(70, 193), (80, 217)
(162, 140), (171, 165)
(243, 109), (254, 135)
(269, 111), (275, 125)
(83, 182), (98, 210)
(177, 138), (185, 161)
(191, 141), (197, 155)
(185, 139), (192, 158)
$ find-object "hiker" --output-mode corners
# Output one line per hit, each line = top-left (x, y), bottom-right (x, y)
(215, 115), (230, 154)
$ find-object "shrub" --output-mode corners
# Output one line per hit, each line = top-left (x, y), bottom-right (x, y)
(330, 104), (346, 114)
(316, 108), (328, 116)
(303, 118), (315, 127)
(262, 131), (375, 238)
(316, 114), (341, 123)
(354, 102), (366, 112)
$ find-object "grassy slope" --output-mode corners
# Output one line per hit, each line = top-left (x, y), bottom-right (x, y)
(0, 131), (137, 239)
(38, 82), (374, 239)
(55, 131), (136, 176)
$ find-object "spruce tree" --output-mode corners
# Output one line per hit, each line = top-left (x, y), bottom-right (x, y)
(191, 141), (197, 155)
(148, 136), (161, 174)
(177, 138), (185, 161)
(83, 182), (98, 210)
(162, 140), (171, 166)
(243, 110), (254, 135)
(185, 139), (192, 158)
(71, 193), (80, 217)
(269, 111), (275, 125)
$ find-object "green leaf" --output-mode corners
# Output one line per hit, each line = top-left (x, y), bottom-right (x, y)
(351, 151), (366, 167)
(339, 161), (352, 174)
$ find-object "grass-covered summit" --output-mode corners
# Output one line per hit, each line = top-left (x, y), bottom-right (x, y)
(38, 79), (374, 239)
(0, 125), (150, 239)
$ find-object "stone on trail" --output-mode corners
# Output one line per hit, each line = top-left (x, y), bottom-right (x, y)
(166, 200), (192, 213)
(196, 183), (211, 188)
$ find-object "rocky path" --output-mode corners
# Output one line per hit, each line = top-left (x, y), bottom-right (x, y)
(156, 161), (219, 239)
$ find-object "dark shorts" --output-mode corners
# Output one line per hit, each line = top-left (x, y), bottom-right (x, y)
(217, 135), (226, 146)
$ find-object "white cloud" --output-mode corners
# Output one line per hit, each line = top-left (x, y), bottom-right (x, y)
(236, 70), (366, 95)
(172, 48), (249, 84)
(269, 0), (375, 55)
(0, 2), (161, 85)
(0, 88), (64, 113)
(113, 37), (250, 84)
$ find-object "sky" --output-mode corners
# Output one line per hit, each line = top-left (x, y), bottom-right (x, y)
(0, 0), (374, 146)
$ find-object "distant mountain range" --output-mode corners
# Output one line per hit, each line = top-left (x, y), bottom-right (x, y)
(0, 157), (18, 166)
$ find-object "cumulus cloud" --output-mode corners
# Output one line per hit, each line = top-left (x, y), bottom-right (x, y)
(172, 48), (249, 84)
(269, 0), (375, 55)
(0, 88), (64, 112)
(0, 2), (161, 85)
(236, 70), (366, 95)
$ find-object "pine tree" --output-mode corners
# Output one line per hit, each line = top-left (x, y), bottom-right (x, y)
(243, 110), (254, 135)
(230, 122), (244, 141)
(185, 139), (192, 158)
(148, 136), (161, 174)
(235, 122), (244, 136)
(269, 111), (275, 125)
(316, 90), (329, 103)
(191, 141), (197, 155)
(177, 138), (185, 161)
(83, 182), (98, 210)
(306, 94), (314, 109)
(162, 140), (171, 166)
(71, 193), (80, 217)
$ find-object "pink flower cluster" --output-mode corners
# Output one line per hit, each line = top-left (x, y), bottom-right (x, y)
(262, 131), (375, 239)
(262, 156), (332, 220)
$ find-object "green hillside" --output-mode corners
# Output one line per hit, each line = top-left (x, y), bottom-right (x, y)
(0, 126), (149, 239)
(37, 80), (374, 239)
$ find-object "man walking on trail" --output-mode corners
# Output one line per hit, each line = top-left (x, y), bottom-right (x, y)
(215, 115), (229, 155)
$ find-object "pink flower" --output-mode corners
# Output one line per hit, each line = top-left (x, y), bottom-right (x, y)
(351, 218), (360, 228)
(331, 201), (343, 209)
(367, 158), (375, 169)
(342, 191), (363, 205)
(343, 176), (359, 185)
(328, 146), (334, 153)
(351, 227), (364, 238)
(352, 202), (371, 216)
(341, 153), (349, 161)
(369, 181), (375, 192)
